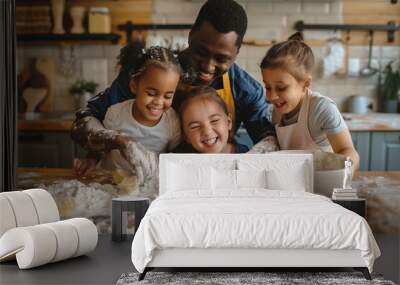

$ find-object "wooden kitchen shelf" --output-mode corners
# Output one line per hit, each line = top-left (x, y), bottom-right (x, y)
(17, 33), (120, 44)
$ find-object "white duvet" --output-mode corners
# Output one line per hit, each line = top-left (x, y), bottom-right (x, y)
(131, 190), (380, 273)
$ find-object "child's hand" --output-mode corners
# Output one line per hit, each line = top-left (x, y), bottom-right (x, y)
(73, 158), (98, 177)
(113, 133), (134, 151)
(248, 136), (280, 153)
(85, 130), (131, 153)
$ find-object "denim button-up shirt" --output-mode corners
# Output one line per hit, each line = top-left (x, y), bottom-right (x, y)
(77, 63), (275, 144)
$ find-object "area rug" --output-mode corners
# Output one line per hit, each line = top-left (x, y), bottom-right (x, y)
(116, 271), (396, 285)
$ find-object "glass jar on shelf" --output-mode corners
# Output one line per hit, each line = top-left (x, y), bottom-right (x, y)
(88, 7), (111, 34)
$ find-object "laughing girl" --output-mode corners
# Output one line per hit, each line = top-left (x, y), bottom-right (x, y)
(260, 33), (359, 169)
(177, 86), (248, 154)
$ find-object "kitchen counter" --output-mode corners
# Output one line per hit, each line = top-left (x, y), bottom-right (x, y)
(17, 112), (400, 132)
(18, 112), (74, 131)
(17, 167), (76, 180)
(18, 168), (400, 183)
(352, 171), (400, 234)
(343, 112), (400, 132)
(354, 171), (400, 180)
(16, 168), (400, 234)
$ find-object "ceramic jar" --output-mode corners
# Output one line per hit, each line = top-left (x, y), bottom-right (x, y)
(51, 0), (65, 34)
(70, 6), (86, 34)
(348, 95), (369, 114)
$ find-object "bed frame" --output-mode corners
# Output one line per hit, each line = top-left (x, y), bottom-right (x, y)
(137, 154), (372, 281)
(139, 248), (371, 280)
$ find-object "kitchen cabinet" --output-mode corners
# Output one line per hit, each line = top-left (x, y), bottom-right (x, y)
(351, 132), (371, 171)
(18, 131), (86, 168)
(351, 131), (400, 171)
(370, 132), (400, 171)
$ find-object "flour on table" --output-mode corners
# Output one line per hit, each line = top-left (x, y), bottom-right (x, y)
(123, 141), (159, 198)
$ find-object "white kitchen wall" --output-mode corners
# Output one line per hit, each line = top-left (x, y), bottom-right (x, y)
(17, 0), (399, 112)
(152, 0), (399, 111)
(17, 45), (121, 112)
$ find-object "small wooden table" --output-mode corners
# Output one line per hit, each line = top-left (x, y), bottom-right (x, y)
(332, 198), (366, 218)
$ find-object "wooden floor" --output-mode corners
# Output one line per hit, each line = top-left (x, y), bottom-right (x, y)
(0, 234), (398, 285)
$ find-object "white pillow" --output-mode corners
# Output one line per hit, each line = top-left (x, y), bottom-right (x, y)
(266, 166), (307, 191)
(212, 168), (237, 190)
(237, 169), (268, 189)
(237, 158), (309, 192)
(211, 169), (268, 191)
(167, 162), (212, 191)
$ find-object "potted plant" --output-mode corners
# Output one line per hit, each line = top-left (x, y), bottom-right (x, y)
(69, 79), (99, 109)
(381, 61), (400, 113)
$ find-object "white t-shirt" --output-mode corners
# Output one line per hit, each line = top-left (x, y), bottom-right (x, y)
(99, 99), (181, 172)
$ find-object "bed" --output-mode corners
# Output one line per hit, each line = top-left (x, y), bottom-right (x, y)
(131, 154), (380, 280)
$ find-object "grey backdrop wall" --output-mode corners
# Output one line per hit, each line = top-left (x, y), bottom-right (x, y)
(0, 0), (17, 192)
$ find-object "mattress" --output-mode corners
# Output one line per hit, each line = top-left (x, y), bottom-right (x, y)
(131, 190), (380, 273)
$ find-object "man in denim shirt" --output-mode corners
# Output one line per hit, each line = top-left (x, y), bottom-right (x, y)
(72, 0), (278, 178)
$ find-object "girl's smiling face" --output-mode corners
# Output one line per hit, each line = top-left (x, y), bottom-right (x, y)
(182, 98), (232, 153)
(261, 68), (310, 119)
(130, 66), (180, 126)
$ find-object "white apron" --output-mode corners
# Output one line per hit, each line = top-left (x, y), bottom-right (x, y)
(274, 91), (333, 152)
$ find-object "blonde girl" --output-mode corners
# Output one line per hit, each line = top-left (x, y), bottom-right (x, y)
(260, 33), (359, 169)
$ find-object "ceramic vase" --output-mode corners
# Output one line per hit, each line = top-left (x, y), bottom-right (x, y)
(70, 6), (86, 34)
(51, 0), (65, 34)
(22, 87), (48, 112)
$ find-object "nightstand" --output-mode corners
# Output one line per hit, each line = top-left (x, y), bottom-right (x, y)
(112, 197), (150, 242)
(332, 198), (366, 218)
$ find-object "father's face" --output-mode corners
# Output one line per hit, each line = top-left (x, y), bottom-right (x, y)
(188, 21), (239, 86)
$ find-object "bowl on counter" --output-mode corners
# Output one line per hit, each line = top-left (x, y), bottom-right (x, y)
(314, 169), (346, 197)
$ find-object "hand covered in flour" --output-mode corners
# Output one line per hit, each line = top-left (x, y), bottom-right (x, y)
(73, 158), (97, 177)
(112, 133), (135, 152)
(118, 140), (158, 187)
(85, 129), (133, 153)
(248, 135), (280, 153)
(88, 131), (157, 187)
(72, 116), (135, 154)
(71, 116), (158, 194)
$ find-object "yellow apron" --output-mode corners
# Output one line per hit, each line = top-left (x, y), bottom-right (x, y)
(216, 72), (236, 127)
